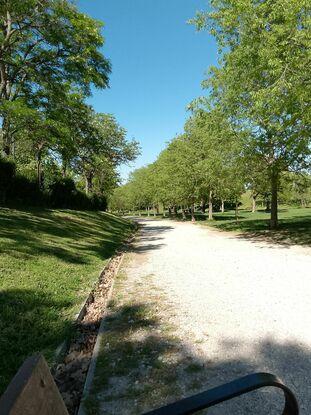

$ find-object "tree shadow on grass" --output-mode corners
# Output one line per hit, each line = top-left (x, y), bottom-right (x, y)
(192, 210), (311, 248)
(0, 207), (133, 264)
(0, 288), (74, 396)
(225, 216), (311, 248)
(84, 302), (311, 415)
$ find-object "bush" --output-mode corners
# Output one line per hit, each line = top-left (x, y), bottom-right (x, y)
(0, 158), (107, 211)
(89, 194), (107, 211)
(9, 175), (44, 206)
(47, 177), (76, 208)
(0, 158), (16, 204)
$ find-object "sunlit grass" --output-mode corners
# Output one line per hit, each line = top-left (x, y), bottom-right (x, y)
(0, 207), (134, 394)
(198, 207), (311, 246)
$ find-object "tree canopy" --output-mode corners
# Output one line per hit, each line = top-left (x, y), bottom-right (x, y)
(0, 1), (139, 206)
(110, 0), (310, 226)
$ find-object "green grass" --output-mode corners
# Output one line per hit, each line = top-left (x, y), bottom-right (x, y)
(197, 207), (311, 246)
(0, 207), (134, 395)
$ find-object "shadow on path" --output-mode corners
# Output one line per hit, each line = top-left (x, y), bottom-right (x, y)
(131, 219), (174, 254)
(87, 301), (310, 414)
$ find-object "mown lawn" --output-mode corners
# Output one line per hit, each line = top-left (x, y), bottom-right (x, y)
(0, 207), (134, 395)
(197, 207), (311, 246)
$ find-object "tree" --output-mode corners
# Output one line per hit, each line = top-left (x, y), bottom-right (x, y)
(72, 112), (139, 194)
(280, 172), (311, 207)
(0, 0), (111, 155)
(191, 0), (311, 228)
(184, 108), (245, 220)
(154, 136), (200, 221)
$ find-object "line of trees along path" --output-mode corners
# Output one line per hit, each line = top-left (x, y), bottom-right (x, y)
(111, 0), (310, 228)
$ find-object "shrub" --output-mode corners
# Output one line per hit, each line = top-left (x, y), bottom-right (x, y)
(0, 158), (16, 204)
(89, 194), (107, 211)
(47, 178), (76, 208)
(9, 175), (44, 206)
(0, 158), (107, 211)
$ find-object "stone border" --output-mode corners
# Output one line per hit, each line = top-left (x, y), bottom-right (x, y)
(77, 254), (124, 415)
(52, 221), (139, 368)
(52, 256), (116, 368)
(53, 223), (138, 414)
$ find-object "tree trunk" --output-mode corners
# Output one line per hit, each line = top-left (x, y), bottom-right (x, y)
(2, 116), (12, 157)
(168, 207), (172, 216)
(270, 170), (278, 229)
(252, 195), (257, 213)
(156, 205), (159, 214)
(191, 203), (195, 222)
(208, 190), (213, 220)
(11, 138), (15, 159)
(235, 200), (239, 222)
(147, 206), (150, 216)
(62, 163), (67, 178)
(37, 151), (42, 189)
(221, 199), (225, 213)
(85, 173), (94, 194)
(153, 205), (156, 217)
(173, 205), (178, 216)
(201, 198), (206, 213)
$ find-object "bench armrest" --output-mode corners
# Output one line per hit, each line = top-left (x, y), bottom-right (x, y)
(143, 372), (299, 415)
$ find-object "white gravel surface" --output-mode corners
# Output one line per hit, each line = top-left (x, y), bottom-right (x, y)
(132, 218), (311, 414)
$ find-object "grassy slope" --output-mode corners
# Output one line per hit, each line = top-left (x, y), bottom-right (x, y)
(0, 208), (134, 395)
(197, 207), (311, 246)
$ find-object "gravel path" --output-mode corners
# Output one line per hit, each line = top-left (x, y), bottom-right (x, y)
(130, 218), (311, 414)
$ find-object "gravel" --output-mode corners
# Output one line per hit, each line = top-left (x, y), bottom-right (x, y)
(132, 218), (311, 414)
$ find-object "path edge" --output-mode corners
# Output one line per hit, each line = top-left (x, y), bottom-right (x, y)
(77, 253), (124, 415)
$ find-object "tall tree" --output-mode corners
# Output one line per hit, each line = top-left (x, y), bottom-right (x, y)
(72, 113), (139, 194)
(0, 0), (111, 155)
(191, 0), (311, 228)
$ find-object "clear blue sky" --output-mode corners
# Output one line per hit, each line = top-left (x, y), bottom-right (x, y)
(77, 0), (217, 181)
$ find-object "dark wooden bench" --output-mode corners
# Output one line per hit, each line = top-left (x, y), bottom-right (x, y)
(0, 354), (299, 415)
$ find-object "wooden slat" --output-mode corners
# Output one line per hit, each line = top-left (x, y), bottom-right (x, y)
(0, 354), (68, 415)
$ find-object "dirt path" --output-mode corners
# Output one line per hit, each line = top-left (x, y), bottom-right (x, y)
(87, 218), (311, 414)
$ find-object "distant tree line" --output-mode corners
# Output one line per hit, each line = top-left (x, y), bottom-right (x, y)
(110, 0), (311, 228)
(0, 0), (139, 209)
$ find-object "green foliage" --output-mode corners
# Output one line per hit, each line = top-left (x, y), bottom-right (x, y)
(0, 157), (15, 187)
(0, 157), (16, 202)
(10, 175), (44, 206)
(0, 0), (111, 104)
(72, 112), (140, 195)
(0, 158), (107, 210)
(110, 108), (247, 217)
(191, 0), (311, 227)
(0, 1), (138, 204)
(279, 172), (311, 206)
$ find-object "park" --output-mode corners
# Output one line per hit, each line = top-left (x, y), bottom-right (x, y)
(0, 1), (310, 414)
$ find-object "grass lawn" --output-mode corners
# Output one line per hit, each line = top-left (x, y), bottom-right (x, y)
(0, 207), (134, 395)
(196, 207), (311, 246)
